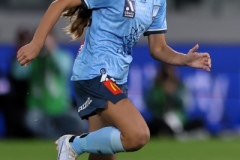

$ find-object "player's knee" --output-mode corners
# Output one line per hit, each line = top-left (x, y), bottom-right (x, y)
(123, 128), (150, 151)
(134, 130), (150, 150)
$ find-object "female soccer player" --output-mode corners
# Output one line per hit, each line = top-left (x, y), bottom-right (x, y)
(17, 0), (211, 160)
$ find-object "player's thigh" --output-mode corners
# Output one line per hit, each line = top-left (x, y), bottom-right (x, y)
(88, 115), (117, 160)
(88, 114), (113, 131)
(97, 98), (150, 150)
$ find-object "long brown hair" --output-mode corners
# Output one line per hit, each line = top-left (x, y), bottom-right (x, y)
(62, 6), (92, 40)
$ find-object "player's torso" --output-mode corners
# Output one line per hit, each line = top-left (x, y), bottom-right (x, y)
(88, 0), (162, 52)
(72, 0), (164, 83)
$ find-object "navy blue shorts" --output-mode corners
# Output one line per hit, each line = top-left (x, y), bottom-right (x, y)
(73, 75), (128, 120)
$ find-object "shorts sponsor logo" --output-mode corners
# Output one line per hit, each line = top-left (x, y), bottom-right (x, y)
(78, 97), (92, 112)
(103, 79), (123, 95)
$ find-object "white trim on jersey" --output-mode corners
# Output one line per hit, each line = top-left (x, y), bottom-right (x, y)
(146, 28), (167, 32)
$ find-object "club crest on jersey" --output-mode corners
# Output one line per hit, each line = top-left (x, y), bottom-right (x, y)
(100, 68), (106, 75)
(123, 0), (135, 18)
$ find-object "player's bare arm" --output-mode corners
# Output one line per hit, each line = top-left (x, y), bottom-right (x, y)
(17, 0), (82, 66)
(148, 33), (211, 71)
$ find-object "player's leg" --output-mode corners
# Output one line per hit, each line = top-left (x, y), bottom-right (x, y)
(88, 114), (117, 160)
(56, 75), (150, 159)
(97, 98), (150, 151)
(56, 114), (117, 160)
(69, 98), (150, 155)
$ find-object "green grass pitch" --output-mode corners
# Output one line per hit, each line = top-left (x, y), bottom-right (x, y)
(0, 137), (239, 160)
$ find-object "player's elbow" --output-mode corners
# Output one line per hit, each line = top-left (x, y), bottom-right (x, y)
(149, 47), (163, 60)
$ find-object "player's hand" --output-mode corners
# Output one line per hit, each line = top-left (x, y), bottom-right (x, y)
(185, 44), (211, 71)
(17, 42), (41, 66)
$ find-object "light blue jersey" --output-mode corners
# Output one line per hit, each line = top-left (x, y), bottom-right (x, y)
(71, 0), (167, 84)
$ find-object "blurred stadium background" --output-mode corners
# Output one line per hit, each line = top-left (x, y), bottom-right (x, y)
(1, 0), (240, 159)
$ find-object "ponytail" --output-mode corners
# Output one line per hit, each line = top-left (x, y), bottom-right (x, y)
(62, 6), (92, 40)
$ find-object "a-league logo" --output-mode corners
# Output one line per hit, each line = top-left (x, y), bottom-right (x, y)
(123, 0), (135, 18)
